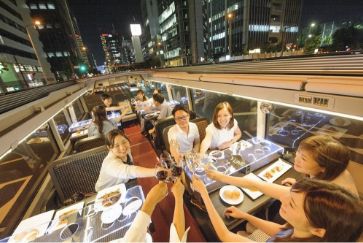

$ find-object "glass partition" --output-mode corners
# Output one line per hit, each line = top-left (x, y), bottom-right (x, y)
(0, 123), (59, 238)
(170, 85), (188, 106)
(53, 111), (71, 143)
(143, 81), (169, 101)
(266, 105), (363, 164)
(73, 100), (85, 120)
(190, 89), (258, 139)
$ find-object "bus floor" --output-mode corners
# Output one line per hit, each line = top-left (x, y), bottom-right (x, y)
(124, 124), (206, 242)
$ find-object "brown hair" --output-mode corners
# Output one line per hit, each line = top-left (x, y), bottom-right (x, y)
(92, 105), (108, 134)
(212, 102), (234, 130)
(275, 178), (363, 242)
(136, 90), (147, 101)
(105, 129), (129, 149)
(298, 135), (350, 180)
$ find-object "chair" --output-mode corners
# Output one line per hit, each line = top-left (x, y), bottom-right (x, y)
(154, 116), (176, 153)
(191, 117), (209, 141)
(162, 125), (173, 153)
(48, 146), (108, 204)
(74, 136), (106, 152)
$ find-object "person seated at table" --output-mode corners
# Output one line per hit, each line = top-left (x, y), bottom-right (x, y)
(121, 179), (189, 242)
(88, 105), (119, 137)
(135, 90), (152, 111)
(147, 93), (172, 135)
(95, 129), (160, 192)
(168, 105), (200, 162)
(199, 101), (241, 155)
(101, 93), (127, 116)
(206, 134), (359, 198)
(192, 176), (363, 242)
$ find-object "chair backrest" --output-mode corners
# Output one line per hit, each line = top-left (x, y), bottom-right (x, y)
(191, 117), (209, 141)
(154, 116), (176, 151)
(162, 125), (174, 153)
(74, 136), (106, 153)
(48, 146), (108, 203)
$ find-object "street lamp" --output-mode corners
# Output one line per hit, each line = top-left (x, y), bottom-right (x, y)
(308, 34), (313, 38)
(226, 12), (234, 56)
(25, 20), (48, 85)
(310, 22), (316, 28)
(81, 46), (87, 51)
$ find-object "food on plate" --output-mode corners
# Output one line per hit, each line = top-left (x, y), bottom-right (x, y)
(264, 171), (273, 179)
(58, 209), (78, 225)
(275, 166), (281, 172)
(13, 229), (39, 242)
(223, 189), (240, 200)
(101, 191), (121, 207)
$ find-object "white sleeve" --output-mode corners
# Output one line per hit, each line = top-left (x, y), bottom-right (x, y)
(121, 211), (151, 242)
(168, 126), (176, 144)
(169, 224), (190, 243)
(105, 160), (139, 180)
(233, 119), (239, 130)
(192, 123), (200, 140)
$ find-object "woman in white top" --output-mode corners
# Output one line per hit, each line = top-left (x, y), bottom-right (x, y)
(95, 129), (159, 191)
(88, 105), (118, 137)
(200, 102), (242, 154)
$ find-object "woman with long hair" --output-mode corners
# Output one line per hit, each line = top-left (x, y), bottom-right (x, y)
(95, 129), (159, 191)
(207, 135), (358, 198)
(192, 177), (363, 242)
(88, 105), (118, 137)
(199, 102), (241, 154)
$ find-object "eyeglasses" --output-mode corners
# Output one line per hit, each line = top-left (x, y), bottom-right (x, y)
(175, 115), (189, 121)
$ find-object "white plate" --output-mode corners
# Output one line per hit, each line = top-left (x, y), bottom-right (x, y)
(9, 210), (54, 243)
(219, 185), (244, 205)
(48, 202), (84, 233)
(95, 184), (126, 211)
(329, 117), (351, 127)
(258, 159), (292, 183)
(240, 173), (264, 200)
(122, 198), (143, 216)
(101, 204), (122, 224)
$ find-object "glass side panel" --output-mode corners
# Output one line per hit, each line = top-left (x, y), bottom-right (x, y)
(0, 123), (59, 238)
(190, 89), (258, 139)
(170, 85), (188, 106)
(266, 105), (363, 164)
(73, 100), (85, 120)
(53, 111), (71, 143)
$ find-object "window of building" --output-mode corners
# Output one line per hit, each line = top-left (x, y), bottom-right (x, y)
(38, 3), (47, 9)
(47, 52), (55, 57)
(47, 3), (55, 9)
(29, 4), (38, 9)
(55, 52), (63, 57)
(46, 24), (53, 29)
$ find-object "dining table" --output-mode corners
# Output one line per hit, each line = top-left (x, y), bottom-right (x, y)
(10, 185), (145, 243)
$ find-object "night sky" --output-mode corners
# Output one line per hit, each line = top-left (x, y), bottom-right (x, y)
(68, 0), (362, 66)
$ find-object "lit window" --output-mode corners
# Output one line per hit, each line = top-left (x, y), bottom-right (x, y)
(47, 52), (54, 57)
(29, 4), (38, 9)
(39, 4), (46, 9)
(37, 25), (44, 29)
(56, 52), (63, 57)
(47, 3), (55, 9)
(63, 51), (69, 56)
(46, 24), (53, 29)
